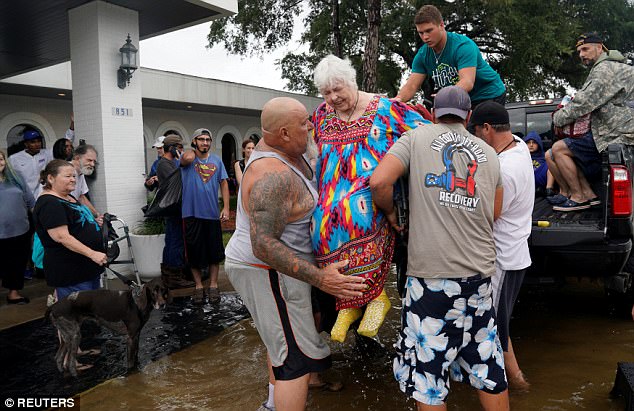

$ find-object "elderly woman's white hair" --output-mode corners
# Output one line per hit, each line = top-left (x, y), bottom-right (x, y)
(313, 55), (358, 93)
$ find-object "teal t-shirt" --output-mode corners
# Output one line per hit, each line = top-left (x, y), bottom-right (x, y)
(412, 31), (505, 103)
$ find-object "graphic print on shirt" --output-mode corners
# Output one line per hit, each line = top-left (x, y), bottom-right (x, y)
(425, 131), (489, 212)
(195, 161), (217, 183)
(431, 63), (459, 91)
(532, 159), (541, 169)
(60, 199), (100, 231)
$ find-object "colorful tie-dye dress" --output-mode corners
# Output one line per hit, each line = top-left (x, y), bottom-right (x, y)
(310, 95), (428, 310)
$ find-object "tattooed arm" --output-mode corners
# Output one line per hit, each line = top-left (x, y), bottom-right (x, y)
(248, 161), (365, 299)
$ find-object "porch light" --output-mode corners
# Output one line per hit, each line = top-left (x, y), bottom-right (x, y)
(117, 34), (138, 89)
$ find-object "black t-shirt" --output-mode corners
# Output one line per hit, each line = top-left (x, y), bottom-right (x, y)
(34, 194), (104, 287)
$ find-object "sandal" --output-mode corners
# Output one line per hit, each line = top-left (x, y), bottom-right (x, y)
(308, 380), (344, 392)
(553, 199), (590, 212)
(6, 296), (30, 305)
(546, 193), (568, 205)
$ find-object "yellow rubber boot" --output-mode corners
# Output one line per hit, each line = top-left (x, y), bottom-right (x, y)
(330, 307), (363, 343)
(357, 289), (391, 338)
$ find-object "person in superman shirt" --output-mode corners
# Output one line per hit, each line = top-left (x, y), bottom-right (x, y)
(180, 128), (230, 305)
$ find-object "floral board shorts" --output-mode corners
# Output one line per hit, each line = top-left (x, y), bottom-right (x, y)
(393, 275), (508, 406)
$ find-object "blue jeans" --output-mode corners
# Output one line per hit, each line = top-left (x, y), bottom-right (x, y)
(163, 217), (184, 267)
(57, 277), (101, 301)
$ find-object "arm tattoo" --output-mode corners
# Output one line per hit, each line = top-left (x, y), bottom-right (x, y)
(249, 169), (323, 287)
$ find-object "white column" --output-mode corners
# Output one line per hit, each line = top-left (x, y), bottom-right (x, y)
(69, 1), (145, 227)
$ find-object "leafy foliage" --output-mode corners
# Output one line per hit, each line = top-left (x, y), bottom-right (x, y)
(208, 0), (634, 100)
(133, 218), (165, 235)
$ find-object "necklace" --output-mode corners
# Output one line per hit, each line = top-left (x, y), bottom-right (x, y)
(339, 91), (360, 122)
(496, 138), (516, 155)
(433, 41), (447, 65)
(434, 48), (445, 65)
(198, 154), (210, 164)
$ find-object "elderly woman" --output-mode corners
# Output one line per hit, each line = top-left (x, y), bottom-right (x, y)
(0, 150), (35, 304)
(234, 138), (256, 187)
(33, 160), (107, 302)
(311, 55), (429, 342)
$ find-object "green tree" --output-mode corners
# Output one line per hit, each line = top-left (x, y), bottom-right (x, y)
(207, 0), (634, 100)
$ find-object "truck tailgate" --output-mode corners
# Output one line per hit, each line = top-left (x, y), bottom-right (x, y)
(530, 196), (605, 247)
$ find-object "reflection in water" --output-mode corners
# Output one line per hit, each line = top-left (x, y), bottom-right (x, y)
(79, 279), (631, 410)
(0, 293), (249, 406)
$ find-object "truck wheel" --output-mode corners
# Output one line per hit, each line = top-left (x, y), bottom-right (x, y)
(604, 273), (634, 317)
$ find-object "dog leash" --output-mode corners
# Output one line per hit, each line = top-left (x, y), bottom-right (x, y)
(106, 265), (142, 297)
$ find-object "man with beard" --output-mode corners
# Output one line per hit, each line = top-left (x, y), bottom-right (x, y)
(548, 32), (634, 211)
(180, 128), (230, 304)
(9, 130), (53, 197)
(70, 144), (101, 222)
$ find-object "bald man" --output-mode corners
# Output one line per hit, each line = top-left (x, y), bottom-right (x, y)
(225, 97), (366, 411)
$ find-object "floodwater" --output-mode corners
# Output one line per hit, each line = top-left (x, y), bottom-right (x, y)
(76, 277), (634, 411)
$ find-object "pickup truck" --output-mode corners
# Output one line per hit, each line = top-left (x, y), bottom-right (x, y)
(506, 99), (634, 296)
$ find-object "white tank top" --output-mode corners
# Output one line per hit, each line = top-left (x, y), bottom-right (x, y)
(225, 150), (318, 266)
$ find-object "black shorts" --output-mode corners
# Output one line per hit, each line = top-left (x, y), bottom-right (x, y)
(183, 217), (225, 269)
(493, 268), (526, 351)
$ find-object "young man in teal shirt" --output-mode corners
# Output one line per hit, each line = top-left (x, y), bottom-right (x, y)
(395, 4), (506, 108)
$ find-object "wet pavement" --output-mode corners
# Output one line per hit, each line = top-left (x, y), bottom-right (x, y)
(0, 293), (248, 401)
(1, 272), (633, 410)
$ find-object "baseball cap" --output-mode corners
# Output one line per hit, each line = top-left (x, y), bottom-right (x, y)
(191, 128), (212, 140)
(470, 101), (510, 126)
(576, 31), (608, 51)
(163, 134), (183, 147)
(23, 130), (42, 141)
(433, 86), (471, 120)
(151, 136), (165, 148)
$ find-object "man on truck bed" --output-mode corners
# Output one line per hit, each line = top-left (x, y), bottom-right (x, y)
(548, 32), (634, 211)
(394, 4), (506, 108)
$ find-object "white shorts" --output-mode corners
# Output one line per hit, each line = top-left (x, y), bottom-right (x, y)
(225, 258), (331, 380)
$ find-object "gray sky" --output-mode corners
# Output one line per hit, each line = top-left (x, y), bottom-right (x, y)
(140, 22), (290, 91)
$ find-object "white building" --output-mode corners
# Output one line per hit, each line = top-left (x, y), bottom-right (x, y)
(1, 62), (321, 189)
(1, 0), (321, 229)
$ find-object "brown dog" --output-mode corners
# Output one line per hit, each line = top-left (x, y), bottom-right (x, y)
(47, 278), (168, 376)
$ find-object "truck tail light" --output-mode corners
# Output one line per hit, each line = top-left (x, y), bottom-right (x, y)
(611, 166), (632, 216)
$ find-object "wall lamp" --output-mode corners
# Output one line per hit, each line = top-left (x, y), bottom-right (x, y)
(117, 34), (138, 89)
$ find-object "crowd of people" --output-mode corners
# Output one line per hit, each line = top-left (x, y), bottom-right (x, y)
(224, 5), (633, 411)
(0, 124), (106, 309)
(2, 3), (633, 410)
